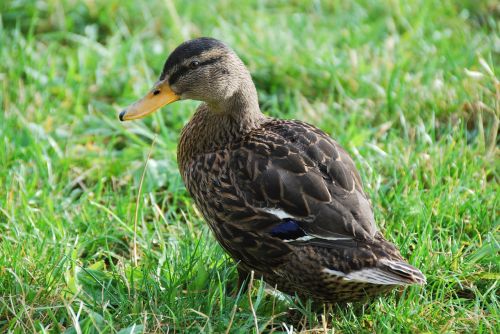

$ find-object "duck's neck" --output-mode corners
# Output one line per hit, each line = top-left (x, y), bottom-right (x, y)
(178, 79), (266, 170)
(208, 76), (262, 122)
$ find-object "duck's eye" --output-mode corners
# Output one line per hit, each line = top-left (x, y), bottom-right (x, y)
(189, 61), (200, 69)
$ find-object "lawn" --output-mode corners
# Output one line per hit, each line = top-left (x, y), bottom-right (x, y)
(0, 0), (498, 332)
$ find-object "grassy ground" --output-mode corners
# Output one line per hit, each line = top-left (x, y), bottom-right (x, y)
(0, 0), (498, 332)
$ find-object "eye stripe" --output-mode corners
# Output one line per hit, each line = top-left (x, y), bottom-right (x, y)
(167, 67), (189, 86)
(167, 56), (223, 85)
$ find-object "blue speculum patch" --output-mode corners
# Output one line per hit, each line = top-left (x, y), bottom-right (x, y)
(270, 219), (306, 240)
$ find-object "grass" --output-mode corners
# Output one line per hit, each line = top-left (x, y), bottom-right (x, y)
(0, 0), (498, 332)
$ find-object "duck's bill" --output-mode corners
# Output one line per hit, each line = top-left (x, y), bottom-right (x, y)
(119, 80), (180, 121)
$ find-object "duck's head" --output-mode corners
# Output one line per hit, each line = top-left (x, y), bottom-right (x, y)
(119, 37), (255, 121)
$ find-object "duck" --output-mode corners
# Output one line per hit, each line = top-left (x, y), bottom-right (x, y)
(119, 37), (426, 302)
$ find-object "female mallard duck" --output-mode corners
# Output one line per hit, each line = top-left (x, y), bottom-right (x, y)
(120, 37), (425, 302)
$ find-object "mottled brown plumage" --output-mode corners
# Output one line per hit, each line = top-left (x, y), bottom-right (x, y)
(120, 37), (426, 302)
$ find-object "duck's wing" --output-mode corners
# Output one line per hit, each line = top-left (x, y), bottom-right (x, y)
(228, 119), (377, 242)
(218, 119), (425, 285)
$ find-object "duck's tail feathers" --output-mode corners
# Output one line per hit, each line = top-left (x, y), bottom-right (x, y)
(381, 259), (427, 285)
(325, 259), (426, 286)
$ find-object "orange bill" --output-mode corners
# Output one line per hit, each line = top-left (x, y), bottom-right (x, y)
(119, 80), (180, 121)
